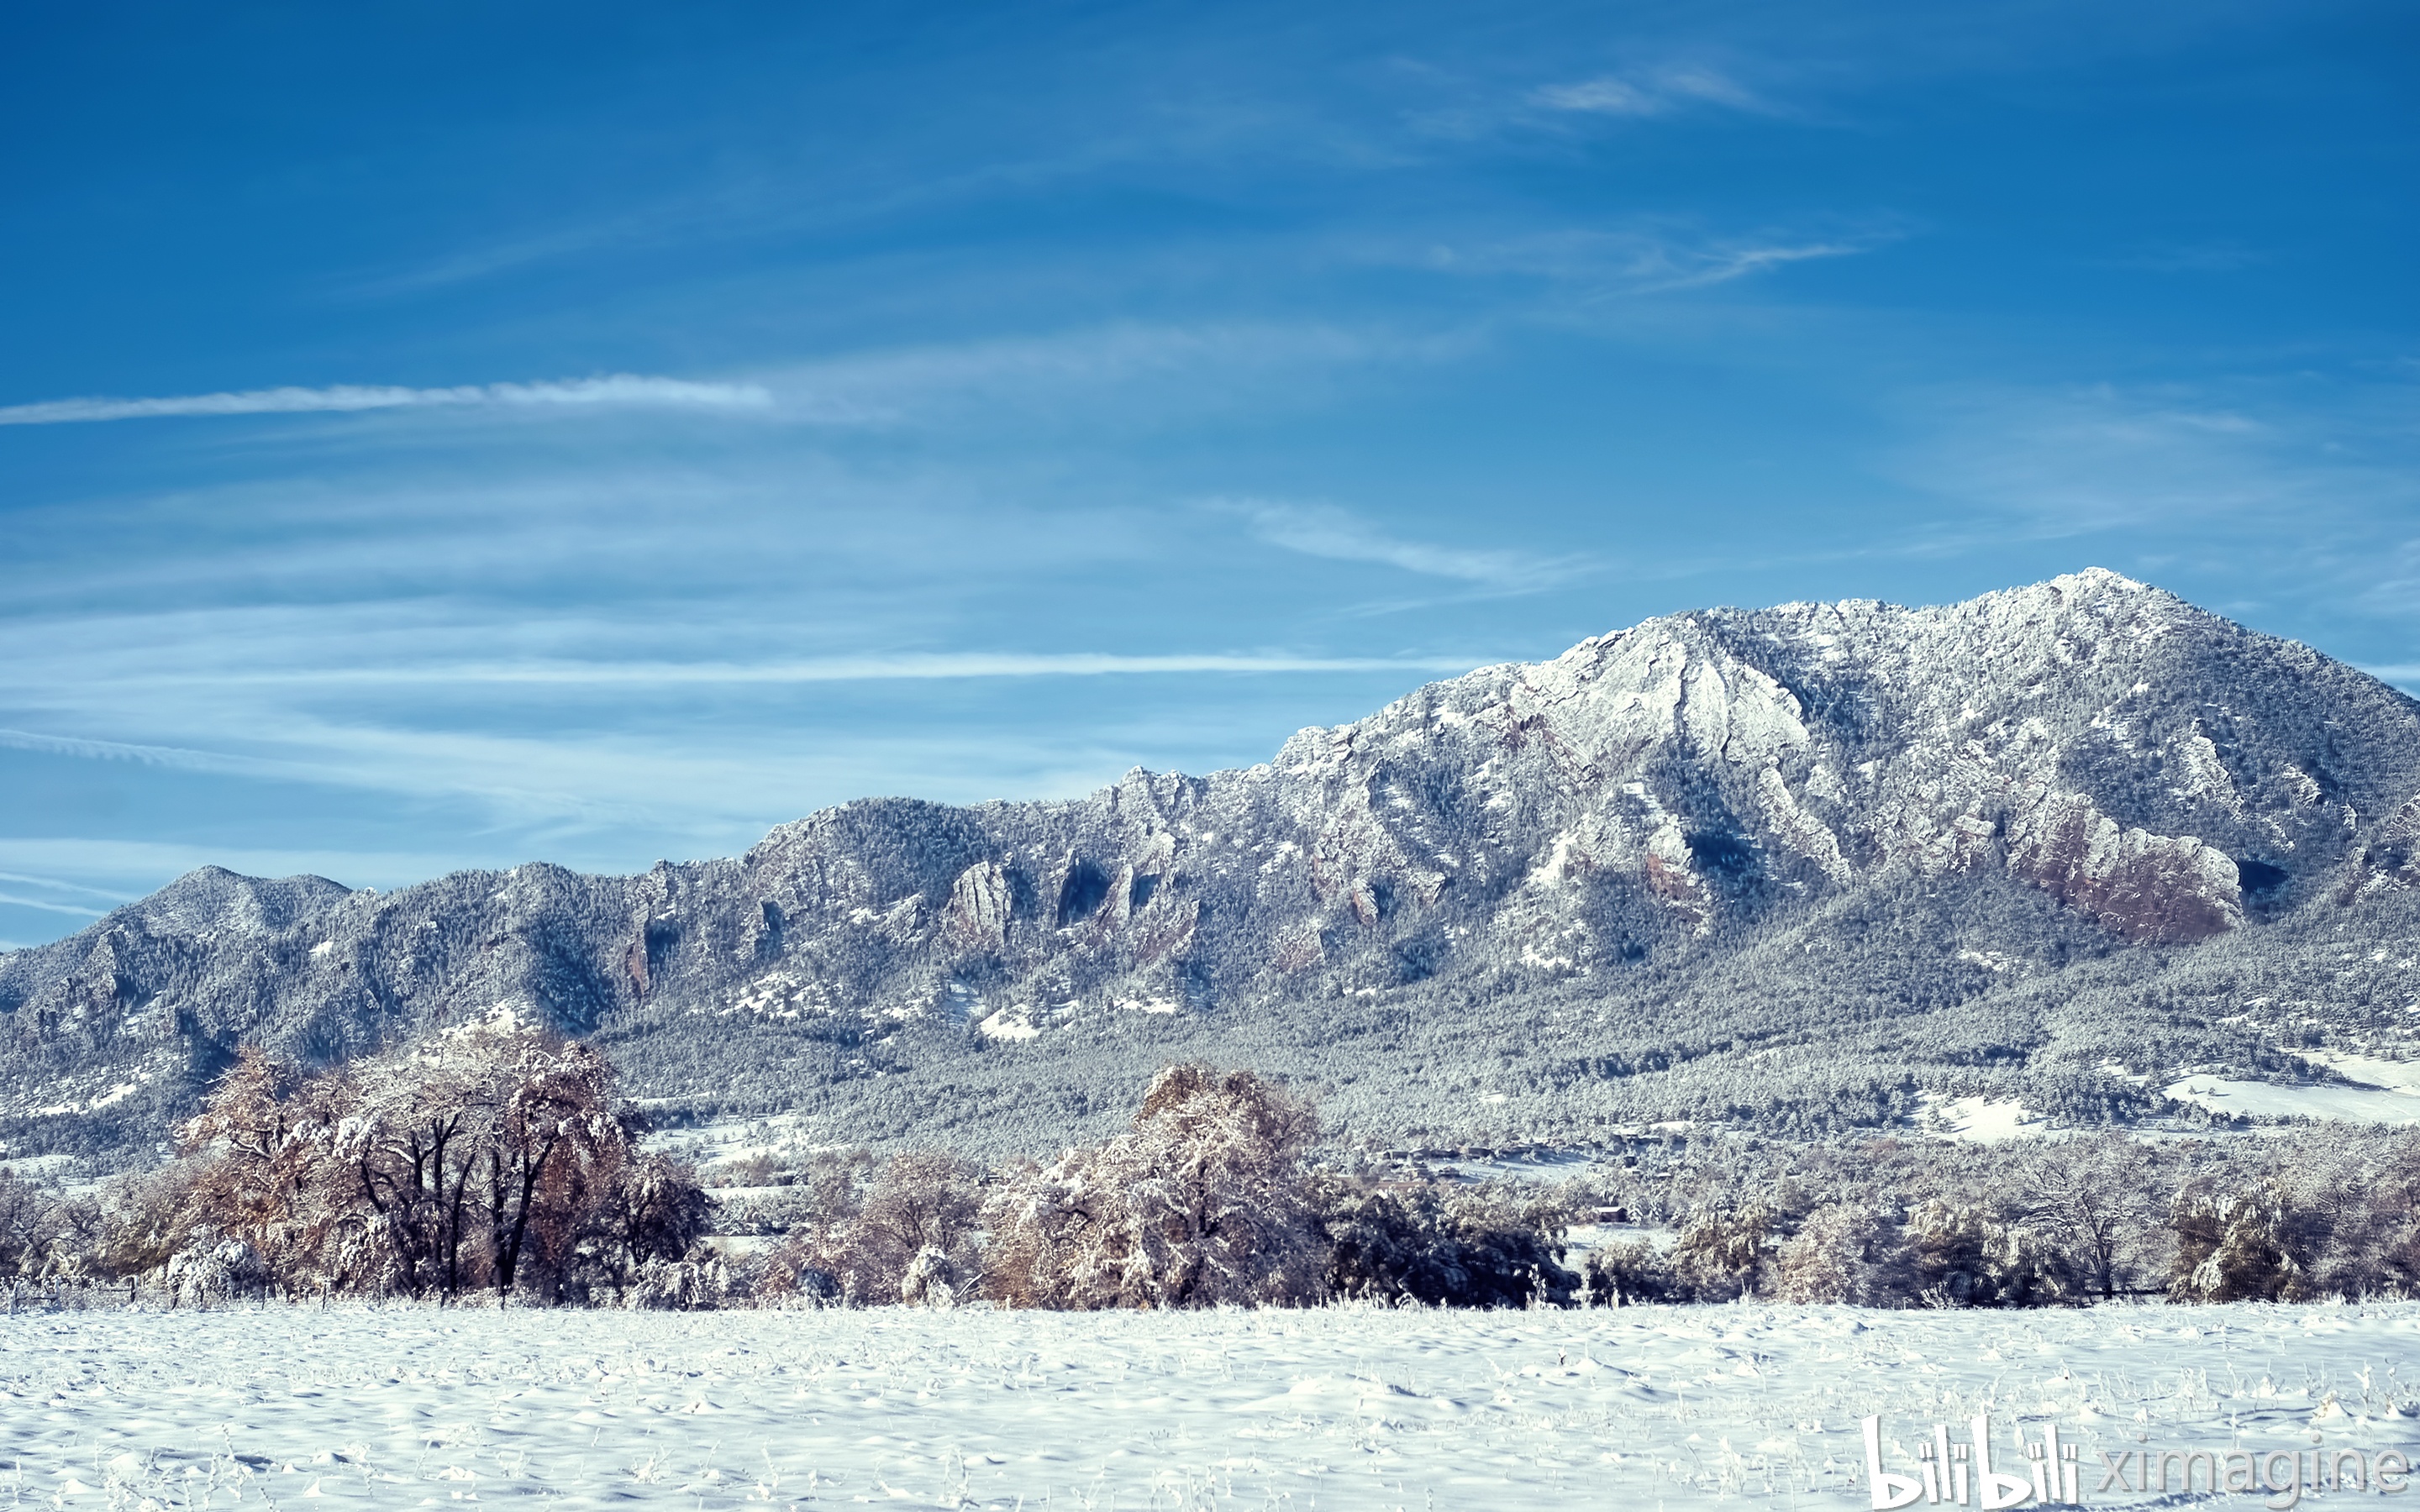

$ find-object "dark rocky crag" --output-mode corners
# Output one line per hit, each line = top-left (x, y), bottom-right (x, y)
(8, 570), (2420, 1162)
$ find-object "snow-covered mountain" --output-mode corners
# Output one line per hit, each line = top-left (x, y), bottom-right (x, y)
(8, 569), (2420, 1159)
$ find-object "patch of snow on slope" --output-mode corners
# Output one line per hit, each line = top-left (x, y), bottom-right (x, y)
(2168, 1075), (2420, 1126)
(1918, 1093), (2046, 1142)
(977, 1005), (1039, 1041)
(715, 971), (838, 1021)
(2300, 1051), (2420, 1095)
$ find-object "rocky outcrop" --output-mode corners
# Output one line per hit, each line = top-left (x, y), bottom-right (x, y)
(944, 861), (1014, 953)
(2004, 789), (2243, 942)
(2340, 794), (2420, 901)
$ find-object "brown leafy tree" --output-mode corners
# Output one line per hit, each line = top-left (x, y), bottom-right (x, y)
(176, 1047), (367, 1291)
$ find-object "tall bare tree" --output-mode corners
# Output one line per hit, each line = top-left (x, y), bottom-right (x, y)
(2009, 1131), (2165, 1300)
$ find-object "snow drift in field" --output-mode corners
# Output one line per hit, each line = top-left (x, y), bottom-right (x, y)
(2, 1303), (2416, 1506)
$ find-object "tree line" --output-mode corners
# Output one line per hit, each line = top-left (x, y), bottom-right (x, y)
(3, 1015), (707, 1306)
(3, 1024), (2417, 1310)
(1571, 1122), (2420, 1306)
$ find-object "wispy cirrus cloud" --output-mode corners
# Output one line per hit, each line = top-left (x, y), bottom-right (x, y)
(0, 865), (140, 949)
(27, 650), (1487, 694)
(1228, 500), (1589, 591)
(0, 374), (773, 427)
(0, 870), (133, 903)
(0, 892), (106, 920)
(1410, 60), (1790, 147)
(1872, 375), (2420, 675)
(1653, 240), (1869, 288)
(0, 726), (278, 773)
(1530, 65), (1774, 120)
(1407, 222), (1897, 295)
(764, 321), (1455, 430)
(0, 598), (1502, 830)
(0, 323), (1442, 438)
(1886, 378), (2420, 535)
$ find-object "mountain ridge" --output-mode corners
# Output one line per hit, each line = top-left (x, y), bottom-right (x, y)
(7, 568), (2420, 1161)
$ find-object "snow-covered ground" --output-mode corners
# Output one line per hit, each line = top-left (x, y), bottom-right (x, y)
(2157, 1049), (2420, 1127)
(2167, 1074), (2420, 1126)
(1915, 1093), (2051, 1142)
(4, 1302), (2417, 1507)
(1417, 1145), (1605, 1184)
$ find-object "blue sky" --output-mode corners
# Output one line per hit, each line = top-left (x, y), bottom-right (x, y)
(2, 0), (2415, 948)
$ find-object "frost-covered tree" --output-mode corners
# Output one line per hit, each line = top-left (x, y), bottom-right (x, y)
(1903, 1198), (2078, 1307)
(1773, 1204), (1902, 1305)
(163, 1016), (699, 1301)
(566, 1149), (713, 1304)
(175, 1046), (365, 1291)
(852, 1151), (984, 1299)
(984, 1065), (1325, 1309)
(1670, 1203), (1775, 1300)
(2008, 1132), (2163, 1299)
(337, 1015), (627, 1297)
(762, 1149), (983, 1304)
(0, 1167), (98, 1282)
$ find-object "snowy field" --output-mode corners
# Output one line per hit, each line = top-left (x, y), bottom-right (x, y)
(5, 1302), (2418, 1508)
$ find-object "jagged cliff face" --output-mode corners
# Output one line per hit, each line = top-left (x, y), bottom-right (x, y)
(5, 570), (2418, 1157)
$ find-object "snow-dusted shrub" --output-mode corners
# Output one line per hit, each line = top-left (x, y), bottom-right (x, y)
(1317, 1178), (1577, 1308)
(758, 1149), (983, 1306)
(1670, 1203), (1775, 1300)
(2270, 1139), (2420, 1300)
(748, 1150), (870, 1304)
(984, 1064), (1325, 1309)
(1773, 1204), (1904, 1305)
(900, 1245), (961, 1307)
(1903, 1199), (2077, 1307)
(625, 1256), (732, 1310)
(2169, 1179), (2316, 1302)
(163, 1236), (266, 1307)
(1583, 1239), (1679, 1305)
(746, 1244), (841, 1305)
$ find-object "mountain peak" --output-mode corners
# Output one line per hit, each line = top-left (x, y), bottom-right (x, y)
(5, 571), (2418, 1160)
